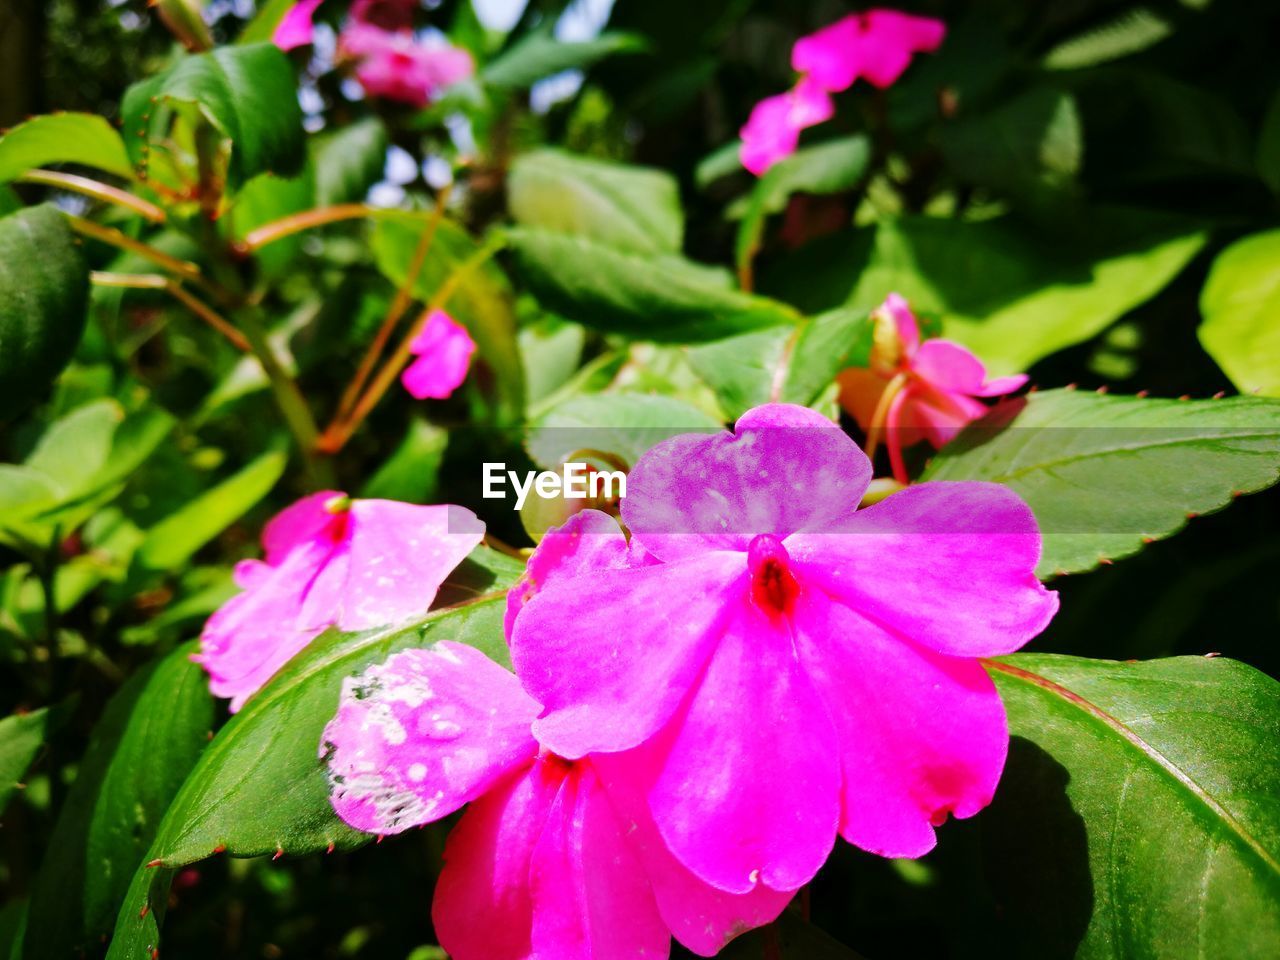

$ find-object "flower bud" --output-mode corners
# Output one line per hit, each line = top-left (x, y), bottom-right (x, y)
(149, 0), (213, 52)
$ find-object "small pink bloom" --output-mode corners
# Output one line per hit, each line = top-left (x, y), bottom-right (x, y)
(400, 309), (476, 400)
(510, 405), (1058, 894)
(272, 0), (324, 51)
(792, 9), (947, 93)
(196, 492), (483, 712)
(339, 22), (474, 107)
(323, 638), (789, 959)
(739, 76), (834, 176)
(839, 292), (1029, 481)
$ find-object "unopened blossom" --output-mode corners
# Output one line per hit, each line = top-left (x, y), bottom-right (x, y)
(509, 404), (1058, 895)
(272, 0), (324, 51)
(401, 309), (476, 400)
(739, 76), (834, 176)
(322, 635), (789, 960)
(196, 492), (483, 712)
(839, 292), (1028, 481)
(792, 9), (946, 92)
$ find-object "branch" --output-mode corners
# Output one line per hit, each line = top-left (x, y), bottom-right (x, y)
(20, 169), (167, 223)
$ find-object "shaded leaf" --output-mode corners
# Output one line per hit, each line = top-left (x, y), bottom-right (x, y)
(0, 706), (68, 814)
(482, 30), (646, 89)
(0, 113), (133, 183)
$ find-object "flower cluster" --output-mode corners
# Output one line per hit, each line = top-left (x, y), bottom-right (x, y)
(275, 0), (473, 107)
(741, 8), (946, 175)
(187, 402), (1061, 959)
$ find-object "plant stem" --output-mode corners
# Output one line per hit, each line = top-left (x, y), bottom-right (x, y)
(67, 214), (232, 305)
(863, 371), (908, 463)
(20, 169), (167, 223)
(91, 271), (251, 351)
(240, 203), (384, 253)
(334, 185), (453, 423)
(317, 233), (506, 455)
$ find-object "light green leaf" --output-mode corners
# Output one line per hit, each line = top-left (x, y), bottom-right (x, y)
(23, 400), (122, 499)
(847, 213), (1206, 374)
(508, 148), (682, 254)
(120, 43), (305, 188)
(520, 318), (586, 408)
(137, 448), (287, 571)
(985, 653), (1280, 959)
(507, 227), (799, 342)
(237, 0), (297, 45)
(360, 419), (448, 503)
(1199, 229), (1280, 397)
(0, 113), (134, 183)
(482, 30), (646, 90)
(922, 389), (1280, 576)
(24, 645), (213, 960)
(0, 205), (90, 417)
(0, 707), (59, 813)
(1043, 7), (1173, 69)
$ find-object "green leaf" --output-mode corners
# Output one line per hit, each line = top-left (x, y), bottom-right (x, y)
(313, 118), (388, 207)
(0, 902), (25, 960)
(1043, 7), (1173, 69)
(921, 389), (1280, 577)
(507, 227), (799, 342)
(137, 448), (287, 571)
(120, 43), (305, 188)
(23, 644), (213, 960)
(0, 706), (65, 813)
(237, 0), (297, 45)
(719, 911), (865, 958)
(520, 318), (586, 408)
(735, 136), (870, 275)
(23, 399), (122, 499)
(0, 113), (134, 183)
(508, 148), (683, 255)
(985, 653), (1280, 959)
(0, 205), (90, 417)
(527, 392), (722, 471)
(482, 29), (646, 89)
(359, 418), (448, 503)
(1199, 229), (1280, 397)
(847, 212), (1206, 375)
(373, 215), (524, 418)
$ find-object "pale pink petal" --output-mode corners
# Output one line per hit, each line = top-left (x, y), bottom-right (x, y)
(786, 482), (1058, 659)
(417, 42), (474, 89)
(791, 15), (862, 92)
(261, 490), (345, 565)
(528, 766), (669, 960)
(881, 291), (920, 355)
(647, 595), (840, 894)
(511, 554), (745, 759)
(432, 757), (565, 960)
(337, 20), (391, 58)
(272, 0), (324, 51)
(593, 750), (793, 956)
(901, 384), (989, 448)
(793, 591), (1007, 858)
(973, 373), (1030, 397)
(622, 403), (872, 563)
(323, 643), (540, 834)
(504, 509), (633, 640)
(333, 500), (484, 630)
(911, 338), (989, 394)
(401, 310), (477, 400)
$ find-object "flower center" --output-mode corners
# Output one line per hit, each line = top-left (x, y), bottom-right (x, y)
(747, 534), (800, 618)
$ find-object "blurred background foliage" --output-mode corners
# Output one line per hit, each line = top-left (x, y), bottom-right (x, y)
(2, 0), (1279, 957)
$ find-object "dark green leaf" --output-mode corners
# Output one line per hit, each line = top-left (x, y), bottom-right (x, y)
(1043, 8), (1173, 69)
(0, 205), (89, 417)
(482, 30), (646, 90)
(507, 227), (799, 342)
(313, 118), (388, 207)
(359, 418), (448, 503)
(1258, 89), (1280, 196)
(1199, 229), (1280, 397)
(0, 113), (134, 183)
(718, 911), (865, 958)
(985, 653), (1280, 959)
(23, 644), (213, 960)
(508, 148), (683, 254)
(922, 389), (1280, 576)
(120, 43), (305, 188)
(0, 706), (64, 814)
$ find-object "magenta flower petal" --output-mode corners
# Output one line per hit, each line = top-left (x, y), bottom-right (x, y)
(512, 554), (745, 759)
(646, 597), (840, 894)
(793, 591), (1008, 857)
(528, 766), (669, 959)
(787, 483), (1058, 658)
(911, 338), (990, 394)
(593, 750), (793, 956)
(621, 403), (871, 563)
(739, 79), (834, 176)
(323, 643), (540, 834)
(793, 10), (947, 93)
(974, 373), (1031, 397)
(431, 758), (561, 960)
(261, 489), (345, 565)
(272, 0), (324, 50)
(401, 310), (476, 400)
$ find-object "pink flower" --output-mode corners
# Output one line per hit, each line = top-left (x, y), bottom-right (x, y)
(792, 9), (946, 92)
(509, 404), (1058, 894)
(350, 0), (417, 32)
(338, 21), (474, 107)
(739, 76), (834, 176)
(196, 492), (483, 712)
(322, 637), (790, 959)
(272, 0), (324, 51)
(401, 309), (476, 400)
(838, 292), (1029, 482)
